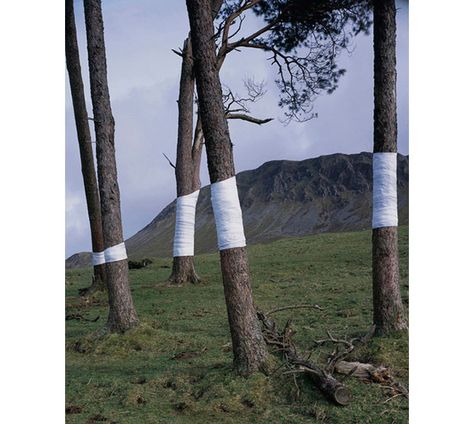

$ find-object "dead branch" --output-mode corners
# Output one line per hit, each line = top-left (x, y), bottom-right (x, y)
(162, 152), (176, 169)
(257, 311), (351, 406)
(335, 361), (389, 381)
(221, 79), (272, 125)
(226, 113), (273, 125)
(266, 303), (323, 315)
(323, 330), (409, 402)
(171, 48), (184, 58)
(313, 325), (375, 373)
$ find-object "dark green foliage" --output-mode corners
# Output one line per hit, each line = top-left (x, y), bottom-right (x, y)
(252, 0), (372, 51)
(66, 227), (408, 423)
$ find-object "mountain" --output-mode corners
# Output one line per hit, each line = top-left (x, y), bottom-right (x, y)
(66, 152), (408, 268)
(65, 252), (92, 269)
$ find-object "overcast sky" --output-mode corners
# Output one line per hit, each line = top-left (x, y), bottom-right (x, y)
(66, 0), (408, 258)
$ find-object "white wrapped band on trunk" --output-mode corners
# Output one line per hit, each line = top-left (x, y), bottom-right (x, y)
(173, 189), (200, 257)
(92, 251), (105, 266)
(104, 242), (128, 263)
(91, 242), (127, 265)
(211, 176), (246, 251)
(372, 152), (398, 229)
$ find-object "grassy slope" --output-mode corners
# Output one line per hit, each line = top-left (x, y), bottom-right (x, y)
(66, 227), (408, 424)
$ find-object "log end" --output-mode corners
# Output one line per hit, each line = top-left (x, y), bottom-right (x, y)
(333, 386), (352, 406)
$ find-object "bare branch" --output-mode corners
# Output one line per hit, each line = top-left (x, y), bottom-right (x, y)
(222, 79), (268, 122)
(228, 14), (246, 40)
(226, 113), (273, 125)
(171, 48), (184, 58)
(162, 152), (176, 169)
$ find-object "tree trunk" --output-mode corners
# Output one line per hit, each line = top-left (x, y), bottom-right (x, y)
(186, 0), (268, 375)
(168, 37), (201, 285)
(169, 1), (222, 285)
(83, 0), (138, 332)
(372, 0), (407, 335)
(169, 256), (200, 285)
(66, 0), (106, 293)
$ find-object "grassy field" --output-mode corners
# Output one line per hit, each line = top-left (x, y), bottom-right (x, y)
(66, 227), (408, 424)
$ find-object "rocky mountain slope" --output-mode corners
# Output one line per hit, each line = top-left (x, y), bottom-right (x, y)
(66, 152), (408, 268)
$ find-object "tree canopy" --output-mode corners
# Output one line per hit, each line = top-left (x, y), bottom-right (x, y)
(217, 0), (372, 122)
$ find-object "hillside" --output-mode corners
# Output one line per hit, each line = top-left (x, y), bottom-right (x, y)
(66, 152), (408, 267)
(66, 227), (409, 423)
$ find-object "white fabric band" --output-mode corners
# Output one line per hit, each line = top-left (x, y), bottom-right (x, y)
(372, 152), (398, 229)
(173, 189), (200, 257)
(92, 251), (105, 266)
(104, 242), (128, 263)
(211, 176), (246, 251)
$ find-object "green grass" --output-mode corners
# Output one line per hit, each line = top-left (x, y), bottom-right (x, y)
(66, 227), (408, 423)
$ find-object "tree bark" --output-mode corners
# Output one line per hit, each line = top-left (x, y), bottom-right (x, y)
(334, 361), (388, 380)
(372, 0), (407, 335)
(186, 0), (268, 375)
(169, 256), (200, 285)
(66, 0), (106, 292)
(169, 1), (222, 284)
(291, 356), (351, 406)
(83, 0), (138, 332)
(168, 37), (201, 285)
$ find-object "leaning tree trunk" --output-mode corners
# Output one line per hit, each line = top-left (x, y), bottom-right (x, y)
(84, 0), (138, 332)
(186, 0), (268, 376)
(168, 36), (201, 285)
(66, 0), (106, 293)
(372, 0), (407, 335)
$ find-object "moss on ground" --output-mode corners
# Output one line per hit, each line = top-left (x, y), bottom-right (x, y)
(66, 227), (408, 423)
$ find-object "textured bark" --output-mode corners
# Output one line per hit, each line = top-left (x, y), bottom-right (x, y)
(175, 38), (197, 197)
(293, 356), (351, 406)
(66, 0), (106, 292)
(374, 0), (397, 154)
(372, 227), (406, 333)
(220, 248), (268, 375)
(169, 2), (221, 284)
(372, 0), (407, 335)
(168, 37), (202, 285)
(84, 0), (138, 332)
(334, 361), (387, 380)
(186, 0), (268, 375)
(169, 256), (200, 285)
(191, 115), (204, 190)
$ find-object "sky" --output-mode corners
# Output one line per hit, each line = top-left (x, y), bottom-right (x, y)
(66, 0), (408, 258)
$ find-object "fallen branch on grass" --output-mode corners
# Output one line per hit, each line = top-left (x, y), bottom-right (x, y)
(266, 303), (323, 315)
(315, 327), (409, 401)
(257, 311), (351, 406)
(334, 361), (389, 380)
(314, 326), (376, 373)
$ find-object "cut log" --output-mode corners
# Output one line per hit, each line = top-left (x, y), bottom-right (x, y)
(315, 373), (351, 406)
(334, 361), (390, 383)
(291, 356), (351, 406)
